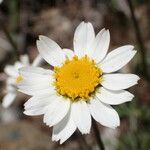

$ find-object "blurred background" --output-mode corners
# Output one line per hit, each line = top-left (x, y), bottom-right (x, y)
(0, 0), (150, 150)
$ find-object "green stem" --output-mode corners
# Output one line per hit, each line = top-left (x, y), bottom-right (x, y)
(92, 120), (105, 150)
(75, 132), (91, 150)
(2, 24), (19, 60)
(126, 0), (149, 81)
(0, 7), (19, 60)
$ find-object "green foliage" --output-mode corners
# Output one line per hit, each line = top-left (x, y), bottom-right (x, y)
(116, 102), (150, 150)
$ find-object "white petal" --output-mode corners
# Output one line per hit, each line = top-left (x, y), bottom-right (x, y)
(90, 29), (110, 63)
(24, 94), (53, 109)
(32, 55), (43, 67)
(44, 95), (70, 127)
(0, 0), (3, 4)
(96, 87), (134, 105)
(19, 77), (50, 86)
(43, 96), (59, 125)
(19, 66), (53, 79)
(4, 65), (18, 77)
(52, 108), (76, 144)
(101, 74), (140, 90)
(88, 97), (120, 128)
(20, 55), (30, 66)
(63, 49), (74, 60)
(14, 62), (23, 70)
(19, 87), (55, 96)
(24, 94), (54, 116)
(7, 78), (16, 85)
(18, 67), (55, 95)
(100, 45), (136, 73)
(18, 78), (54, 96)
(2, 93), (16, 108)
(37, 36), (66, 66)
(72, 101), (91, 134)
(73, 22), (95, 57)
(6, 84), (16, 92)
(24, 107), (46, 116)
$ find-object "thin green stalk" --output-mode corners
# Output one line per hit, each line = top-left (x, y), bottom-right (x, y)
(1, 23), (19, 60)
(92, 119), (105, 150)
(0, 6), (19, 60)
(79, 135), (92, 150)
(126, 0), (149, 81)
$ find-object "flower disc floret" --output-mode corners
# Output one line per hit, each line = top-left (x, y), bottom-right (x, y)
(54, 55), (103, 101)
(16, 75), (23, 84)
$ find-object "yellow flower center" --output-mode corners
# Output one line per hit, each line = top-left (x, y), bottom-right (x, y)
(16, 75), (23, 84)
(54, 55), (103, 101)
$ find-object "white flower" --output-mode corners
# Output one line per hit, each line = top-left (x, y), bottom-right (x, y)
(18, 22), (140, 144)
(2, 55), (42, 108)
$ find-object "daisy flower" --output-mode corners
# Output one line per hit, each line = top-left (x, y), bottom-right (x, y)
(18, 22), (140, 144)
(2, 54), (42, 108)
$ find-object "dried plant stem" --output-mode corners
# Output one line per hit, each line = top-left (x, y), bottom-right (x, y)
(127, 0), (149, 81)
(2, 24), (19, 60)
(92, 120), (105, 150)
(79, 135), (92, 150)
(75, 132), (91, 150)
(0, 9), (19, 60)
